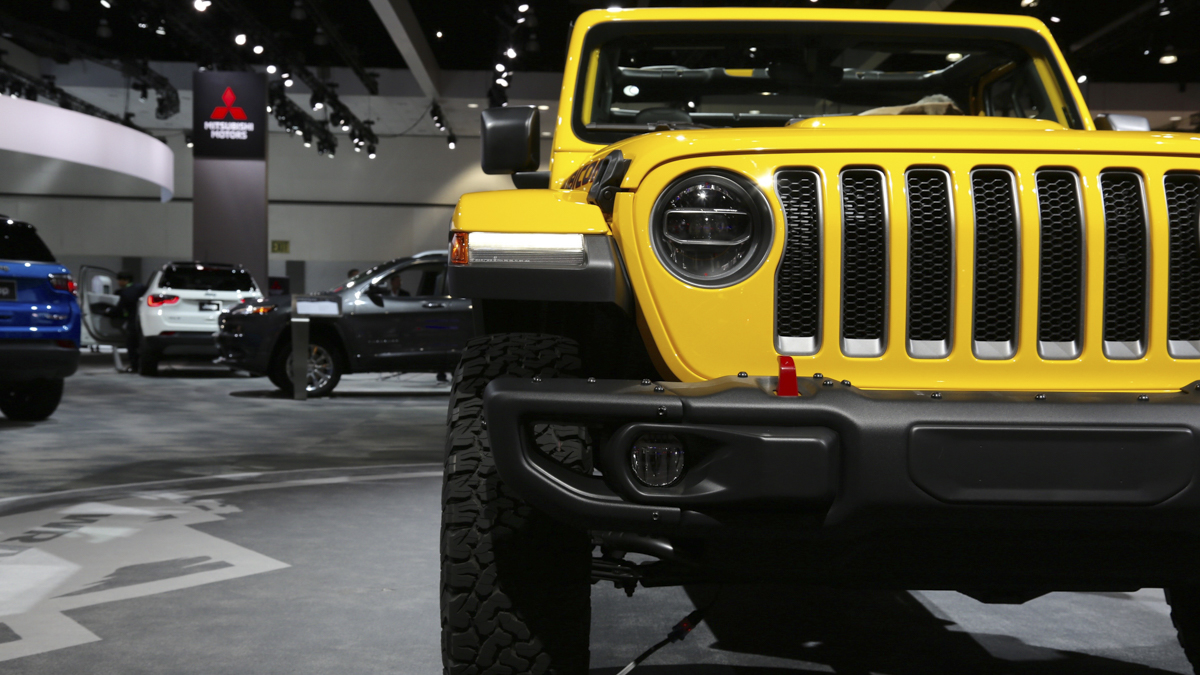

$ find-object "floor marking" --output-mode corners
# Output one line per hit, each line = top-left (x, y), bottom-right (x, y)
(0, 493), (288, 661)
(0, 470), (442, 661)
(0, 463), (442, 511)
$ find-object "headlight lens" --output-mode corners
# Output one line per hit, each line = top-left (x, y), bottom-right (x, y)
(651, 172), (772, 287)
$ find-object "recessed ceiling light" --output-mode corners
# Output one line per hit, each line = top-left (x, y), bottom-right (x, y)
(945, 52), (963, 62)
(1170, 115), (1183, 121)
(235, 34), (247, 46)
(537, 104), (549, 110)
(468, 103), (479, 108)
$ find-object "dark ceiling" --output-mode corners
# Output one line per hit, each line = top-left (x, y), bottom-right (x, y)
(0, 0), (1195, 84)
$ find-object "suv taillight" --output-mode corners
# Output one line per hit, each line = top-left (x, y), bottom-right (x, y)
(147, 294), (180, 307)
(48, 273), (76, 293)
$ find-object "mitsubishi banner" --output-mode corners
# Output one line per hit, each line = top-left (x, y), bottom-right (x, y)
(192, 71), (267, 160)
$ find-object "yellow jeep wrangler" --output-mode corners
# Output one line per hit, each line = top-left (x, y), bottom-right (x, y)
(441, 7), (1200, 672)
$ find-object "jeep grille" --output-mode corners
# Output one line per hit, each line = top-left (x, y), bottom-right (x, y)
(773, 166), (1200, 366)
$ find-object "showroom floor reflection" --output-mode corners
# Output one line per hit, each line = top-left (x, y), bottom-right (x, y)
(0, 356), (1194, 673)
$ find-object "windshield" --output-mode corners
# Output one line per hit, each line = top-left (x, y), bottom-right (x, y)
(160, 265), (257, 292)
(0, 222), (55, 263)
(330, 261), (394, 293)
(574, 21), (1081, 144)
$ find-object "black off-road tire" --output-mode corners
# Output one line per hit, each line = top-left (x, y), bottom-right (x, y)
(1168, 588), (1200, 672)
(0, 378), (64, 421)
(441, 333), (593, 674)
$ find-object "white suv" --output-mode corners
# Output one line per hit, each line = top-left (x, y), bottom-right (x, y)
(139, 262), (262, 375)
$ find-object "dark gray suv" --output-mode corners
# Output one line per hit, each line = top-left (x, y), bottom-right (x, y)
(216, 252), (472, 396)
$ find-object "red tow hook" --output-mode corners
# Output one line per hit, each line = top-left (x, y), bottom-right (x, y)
(777, 355), (799, 397)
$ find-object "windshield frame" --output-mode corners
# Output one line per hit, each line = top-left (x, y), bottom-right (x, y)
(570, 20), (1085, 145)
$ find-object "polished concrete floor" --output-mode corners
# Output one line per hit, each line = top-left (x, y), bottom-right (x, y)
(0, 356), (1195, 674)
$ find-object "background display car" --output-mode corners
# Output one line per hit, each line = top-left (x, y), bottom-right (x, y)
(135, 262), (261, 375)
(217, 251), (472, 397)
(0, 216), (80, 420)
(440, 7), (1200, 674)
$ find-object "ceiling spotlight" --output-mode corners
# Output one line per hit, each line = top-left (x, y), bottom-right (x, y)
(537, 104), (549, 110)
(495, 63), (506, 72)
(1160, 53), (1178, 64)
(468, 103), (479, 108)
(1170, 115), (1183, 121)
(193, 0), (211, 10)
(266, 105), (272, 113)
(341, 124), (350, 131)
(313, 102), (323, 111)
(945, 52), (963, 62)
(1077, 74), (1088, 84)
(185, 132), (193, 148)
(354, 146), (362, 152)
(1020, 0), (1039, 6)
(155, 24), (166, 35)
(436, 31), (443, 38)
(1049, 16), (1060, 22)
(97, 18), (112, 38)
(284, 78), (294, 87)
(368, 145), (377, 159)
(496, 77), (509, 87)
(52, 0), (69, 10)
(235, 34), (247, 46)
(295, 129), (303, 136)
(447, 133), (457, 150)
(100, 0), (111, 7)
(517, 17), (526, 24)
(291, 0), (306, 21)
(267, 65), (277, 74)
(304, 141), (311, 148)
(253, 45), (264, 55)
(518, 3), (529, 11)
(506, 47), (517, 59)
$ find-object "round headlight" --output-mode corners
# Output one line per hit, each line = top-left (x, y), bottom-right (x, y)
(650, 171), (773, 287)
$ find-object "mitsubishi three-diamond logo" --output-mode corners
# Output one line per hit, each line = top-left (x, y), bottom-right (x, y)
(210, 87), (247, 120)
(202, 86), (255, 140)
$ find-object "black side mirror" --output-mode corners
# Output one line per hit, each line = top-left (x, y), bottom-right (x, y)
(481, 106), (540, 175)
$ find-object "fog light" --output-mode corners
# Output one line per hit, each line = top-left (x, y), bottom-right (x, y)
(630, 434), (685, 487)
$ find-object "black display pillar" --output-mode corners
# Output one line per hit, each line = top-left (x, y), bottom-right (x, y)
(192, 71), (268, 290)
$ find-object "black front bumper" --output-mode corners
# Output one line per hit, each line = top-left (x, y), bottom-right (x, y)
(0, 340), (79, 381)
(216, 315), (283, 374)
(485, 376), (1200, 586)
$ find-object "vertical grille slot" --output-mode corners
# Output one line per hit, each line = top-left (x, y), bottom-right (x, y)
(1100, 171), (1149, 359)
(1166, 173), (1200, 358)
(1035, 170), (1085, 360)
(775, 170), (823, 355)
(840, 168), (888, 357)
(971, 169), (1020, 359)
(905, 169), (954, 359)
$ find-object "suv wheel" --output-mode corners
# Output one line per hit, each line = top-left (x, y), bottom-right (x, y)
(269, 337), (343, 397)
(0, 378), (64, 421)
(441, 333), (592, 674)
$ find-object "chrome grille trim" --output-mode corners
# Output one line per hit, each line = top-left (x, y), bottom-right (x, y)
(1165, 172), (1200, 359)
(774, 169), (824, 355)
(905, 168), (955, 359)
(1099, 170), (1150, 360)
(839, 168), (889, 358)
(1034, 169), (1086, 361)
(970, 168), (1021, 360)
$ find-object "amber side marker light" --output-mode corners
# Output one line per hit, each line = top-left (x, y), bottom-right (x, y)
(450, 231), (470, 266)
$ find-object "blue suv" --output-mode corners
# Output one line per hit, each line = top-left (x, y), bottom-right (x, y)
(0, 216), (80, 420)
